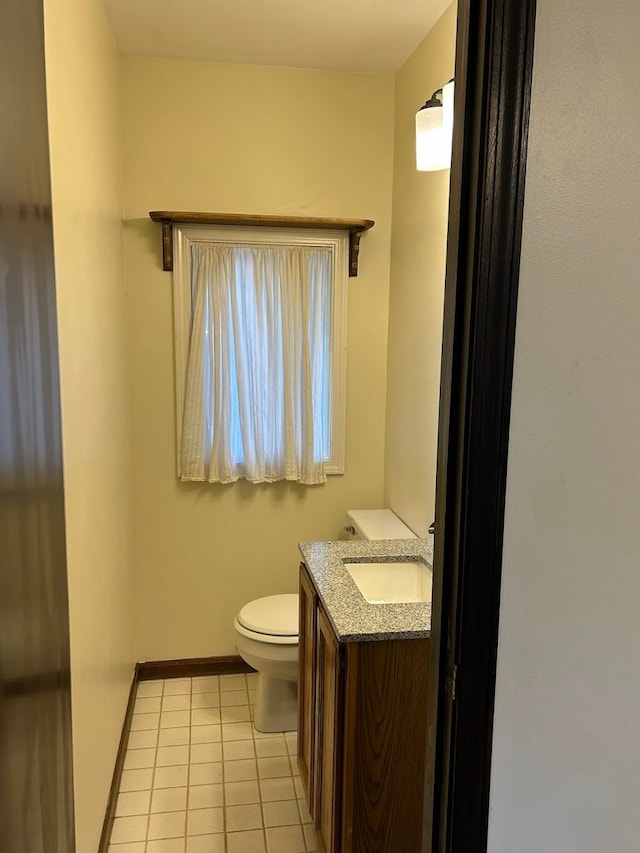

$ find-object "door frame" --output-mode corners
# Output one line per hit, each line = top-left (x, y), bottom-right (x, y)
(427, 0), (538, 850)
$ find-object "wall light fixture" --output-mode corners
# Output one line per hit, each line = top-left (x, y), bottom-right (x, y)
(416, 78), (455, 172)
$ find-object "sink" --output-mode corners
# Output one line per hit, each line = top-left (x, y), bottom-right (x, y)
(344, 560), (432, 605)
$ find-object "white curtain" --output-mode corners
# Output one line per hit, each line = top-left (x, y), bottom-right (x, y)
(179, 241), (332, 485)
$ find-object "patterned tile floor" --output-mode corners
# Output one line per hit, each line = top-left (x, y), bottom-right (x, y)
(108, 673), (315, 853)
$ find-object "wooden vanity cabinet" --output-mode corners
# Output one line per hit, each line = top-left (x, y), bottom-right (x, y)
(297, 563), (430, 853)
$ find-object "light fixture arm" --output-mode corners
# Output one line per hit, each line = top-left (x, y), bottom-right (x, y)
(417, 89), (443, 113)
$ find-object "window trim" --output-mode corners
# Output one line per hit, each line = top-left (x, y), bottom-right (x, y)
(172, 223), (348, 479)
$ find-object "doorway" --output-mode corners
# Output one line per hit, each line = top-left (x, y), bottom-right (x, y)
(0, 0), (538, 850)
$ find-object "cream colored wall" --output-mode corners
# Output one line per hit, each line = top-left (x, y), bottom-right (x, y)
(122, 58), (394, 660)
(488, 0), (640, 849)
(43, 1), (135, 850)
(383, 4), (457, 536)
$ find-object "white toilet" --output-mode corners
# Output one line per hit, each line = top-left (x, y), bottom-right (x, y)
(234, 593), (299, 732)
(233, 508), (417, 733)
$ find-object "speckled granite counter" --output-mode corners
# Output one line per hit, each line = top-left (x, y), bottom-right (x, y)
(298, 538), (433, 642)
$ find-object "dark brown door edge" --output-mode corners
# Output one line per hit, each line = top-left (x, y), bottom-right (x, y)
(0, 0), (76, 850)
(426, 0), (537, 851)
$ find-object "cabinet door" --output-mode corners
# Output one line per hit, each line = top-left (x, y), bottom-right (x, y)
(297, 563), (317, 805)
(314, 606), (345, 853)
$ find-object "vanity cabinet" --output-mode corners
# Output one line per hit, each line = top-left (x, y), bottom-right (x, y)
(297, 563), (430, 853)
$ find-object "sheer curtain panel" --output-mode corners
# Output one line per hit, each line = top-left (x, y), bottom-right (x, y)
(180, 242), (333, 484)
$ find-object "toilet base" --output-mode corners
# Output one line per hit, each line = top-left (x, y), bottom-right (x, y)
(253, 673), (298, 733)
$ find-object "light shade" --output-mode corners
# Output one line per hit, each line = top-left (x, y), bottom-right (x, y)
(416, 91), (449, 172)
(416, 80), (455, 172)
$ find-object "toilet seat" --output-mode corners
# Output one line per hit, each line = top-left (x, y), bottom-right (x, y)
(235, 594), (299, 645)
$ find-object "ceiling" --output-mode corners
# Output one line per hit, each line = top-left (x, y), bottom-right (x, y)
(103, 0), (452, 74)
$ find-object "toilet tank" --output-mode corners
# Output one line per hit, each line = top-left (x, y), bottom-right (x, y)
(345, 509), (417, 541)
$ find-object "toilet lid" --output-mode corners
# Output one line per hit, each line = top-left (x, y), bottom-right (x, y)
(237, 594), (299, 638)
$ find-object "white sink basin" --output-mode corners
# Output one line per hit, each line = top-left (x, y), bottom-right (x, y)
(344, 560), (432, 605)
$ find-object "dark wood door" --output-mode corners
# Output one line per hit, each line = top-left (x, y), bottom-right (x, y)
(314, 607), (345, 853)
(297, 563), (317, 805)
(430, 2), (536, 851)
(0, 1), (75, 851)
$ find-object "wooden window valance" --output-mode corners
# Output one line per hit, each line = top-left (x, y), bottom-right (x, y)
(149, 211), (375, 277)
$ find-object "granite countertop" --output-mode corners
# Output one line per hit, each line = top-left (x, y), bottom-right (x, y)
(298, 537), (433, 642)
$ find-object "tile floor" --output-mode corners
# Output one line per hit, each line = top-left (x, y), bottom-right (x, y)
(108, 673), (315, 853)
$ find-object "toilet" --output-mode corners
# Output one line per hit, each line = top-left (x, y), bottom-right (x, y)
(234, 593), (299, 732)
(233, 508), (417, 733)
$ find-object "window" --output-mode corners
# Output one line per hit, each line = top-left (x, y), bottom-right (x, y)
(173, 225), (347, 485)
